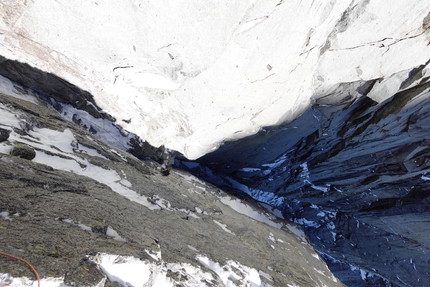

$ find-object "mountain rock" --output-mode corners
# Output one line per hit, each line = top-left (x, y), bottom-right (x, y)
(193, 60), (430, 286)
(0, 127), (10, 142)
(1, 0), (429, 160)
(0, 80), (343, 286)
(10, 144), (36, 160)
(1, 1), (430, 286)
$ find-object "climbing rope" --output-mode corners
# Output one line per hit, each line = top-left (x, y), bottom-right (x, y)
(0, 251), (40, 287)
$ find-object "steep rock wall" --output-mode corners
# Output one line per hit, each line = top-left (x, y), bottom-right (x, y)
(0, 0), (429, 159)
(194, 55), (430, 286)
(1, 1), (430, 286)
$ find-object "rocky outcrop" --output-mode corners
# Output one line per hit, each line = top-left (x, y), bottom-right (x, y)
(1, 0), (429, 160)
(10, 144), (36, 160)
(0, 127), (10, 142)
(193, 61), (430, 286)
(0, 57), (176, 165)
(0, 80), (343, 286)
(0, 55), (107, 120)
(1, 1), (430, 286)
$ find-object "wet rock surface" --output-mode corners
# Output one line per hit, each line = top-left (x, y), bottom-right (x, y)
(0, 88), (343, 286)
(194, 62), (430, 286)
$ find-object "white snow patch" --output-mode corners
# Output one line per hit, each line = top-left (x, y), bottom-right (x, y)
(259, 203), (284, 219)
(0, 211), (11, 220)
(197, 255), (261, 287)
(220, 196), (283, 229)
(295, 218), (321, 228)
(94, 253), (217, 287)
(97, 254), (152, 287)
(77, 223), (92, 233)
(187, 245), (199, 252)
(261, 154), (287, 170)
(61, 218), (73, 224)
(145, 249), (162, 262)
(106, 227), (127, 242)
(174, 169), (207, 186)
(213, 220), (235, 235)
(76, 143), (108, 159)
(33, 151), (159, 210)
(0, 274), (70, 287)
(0, 104), (23, 130)
(269, 233), (276, 243)
(421, 174), (430, 181)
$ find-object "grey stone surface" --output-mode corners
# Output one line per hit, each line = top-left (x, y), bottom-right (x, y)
(10, 144), (36, 160)
(0, 127), (10, 142)
(0, 90), (343, 287)
(3, 51), (430, 286)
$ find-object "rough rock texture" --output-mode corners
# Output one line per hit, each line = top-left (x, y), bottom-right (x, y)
(10, 144), (36, 160)
(1, 1), (430, 286)
(194, 60), (430, 286)
(0, 127), (10, 142)
(0, 84), (342, 286)
(0, 55), (107, 120)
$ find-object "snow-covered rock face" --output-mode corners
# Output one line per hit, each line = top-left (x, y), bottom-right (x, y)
(1, 0), (429, 159)
(2, 1), (430, 286)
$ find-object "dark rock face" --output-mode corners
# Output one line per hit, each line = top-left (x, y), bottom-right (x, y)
(127, 136), (177, 166)
(0, 127), (11, 142)
(195, 62), (430, 286)
(2, 50), (430, 285)
(0, 55), (109, 120)
(10, 144), (36, 160)
(0, 56), (172, 165)
(0, 89), (343, 287)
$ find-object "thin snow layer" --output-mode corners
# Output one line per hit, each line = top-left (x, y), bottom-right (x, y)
(33, 149), (158, 211)
(0, 102), (160, 211)
(221, 196), (283, 229)
(0, 75), (39, 104)
(1, 0), (429, 159)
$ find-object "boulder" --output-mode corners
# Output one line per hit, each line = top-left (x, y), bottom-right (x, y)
(0, 127), (11, 142)
(10, 144), (36, 160)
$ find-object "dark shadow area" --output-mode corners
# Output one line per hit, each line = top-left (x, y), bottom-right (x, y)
(184, 72), (430, 286)
(0, 55), (110, 120)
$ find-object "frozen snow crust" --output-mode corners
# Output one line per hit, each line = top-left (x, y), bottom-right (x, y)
(1, 0), (429, 159)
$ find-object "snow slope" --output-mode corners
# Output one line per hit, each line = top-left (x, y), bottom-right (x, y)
(0, 0), (429, 159)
